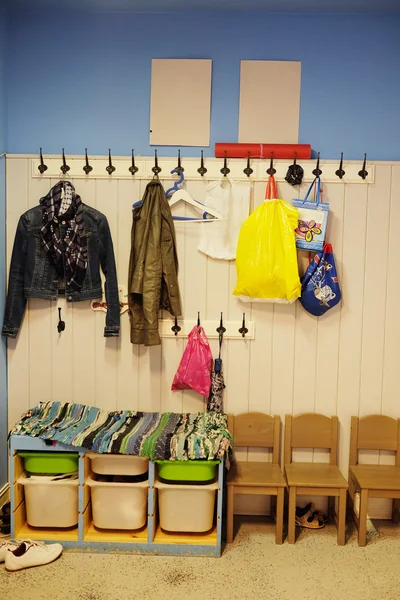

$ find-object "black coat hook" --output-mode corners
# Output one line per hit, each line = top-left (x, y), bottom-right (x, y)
(57, 307), (65, 334)
(171, 316), (181, 336)
(216, 312), (226, 336)
(106, 149), (116, 175)
(358, 153), (368, 180)
(197, 312), (201, 327)
(312, 152), (322, 178)
(83, 148), (93, 175)
(152, 149), (162, 176)
(220, 151), (230, 177)
(266, 153), (276, 175)
(38, 148), (48, 174)
(285, 152), (304, 186)
(175, 149), (184, 173)
(60, 148), (70, 175)
(197, 150), (207, 177)
(129, 149), (139, 175)
(243, 151), (253, 178)
(239, 313), (248, 338)
(335, 152), (345, 180)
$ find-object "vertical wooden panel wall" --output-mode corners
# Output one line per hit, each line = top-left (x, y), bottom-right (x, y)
(5, 157), (400, 518)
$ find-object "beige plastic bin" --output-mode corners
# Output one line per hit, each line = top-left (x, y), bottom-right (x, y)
(87, 453), (149, 476)
(18, 473), (79, 528)
(86, 474), (148, 530)
(155, 479), (218, 533)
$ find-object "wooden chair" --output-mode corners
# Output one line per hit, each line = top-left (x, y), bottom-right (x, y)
(226, 412), (286, 545)
(349, 415), (400, 546)
(284, 413), (348, 545)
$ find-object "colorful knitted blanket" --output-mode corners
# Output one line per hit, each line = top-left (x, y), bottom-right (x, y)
(10, 402), (232, 461)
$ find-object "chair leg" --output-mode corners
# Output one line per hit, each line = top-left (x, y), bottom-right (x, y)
(288, 486), (297, 544)
(275, 488), (284, 545)
(328, 496), (335, 523)
(358, 488), (368, 547)
(227, 486), (234, 543)
(392, 499), (400, 524)
(337, 489), (347, 546)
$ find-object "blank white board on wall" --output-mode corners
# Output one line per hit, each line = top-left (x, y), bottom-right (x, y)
(149, 59), (212, 147)
(238, 60), (301, 143)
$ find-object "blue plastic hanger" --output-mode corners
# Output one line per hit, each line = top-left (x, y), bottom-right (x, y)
(165, 169), (185, 198)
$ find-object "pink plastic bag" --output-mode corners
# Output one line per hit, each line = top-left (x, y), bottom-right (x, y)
(171, 326), (213, 396)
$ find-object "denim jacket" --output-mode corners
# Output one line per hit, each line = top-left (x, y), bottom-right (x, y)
(2, 203), (120, 338)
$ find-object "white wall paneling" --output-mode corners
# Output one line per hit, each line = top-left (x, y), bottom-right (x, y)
(5, 155), (398, 518)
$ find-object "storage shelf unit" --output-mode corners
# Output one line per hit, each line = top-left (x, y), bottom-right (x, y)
(9, 435), (223, 557)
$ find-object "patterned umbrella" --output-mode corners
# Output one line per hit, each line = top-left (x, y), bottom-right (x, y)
(207, 329), (225, 413)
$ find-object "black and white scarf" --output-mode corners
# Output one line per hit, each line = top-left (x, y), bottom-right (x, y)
(40, 181), (88, 291)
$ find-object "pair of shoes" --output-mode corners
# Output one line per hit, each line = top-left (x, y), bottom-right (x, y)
(0, 503), (11, 536)
(1, 539), (63, 572)
(295, 502), (326, 529)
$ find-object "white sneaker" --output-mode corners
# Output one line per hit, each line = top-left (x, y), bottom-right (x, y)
(0, 541), (19, 562)
(5, 540), (63, 572)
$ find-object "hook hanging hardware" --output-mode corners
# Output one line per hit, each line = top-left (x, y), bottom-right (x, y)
(220, 151), (230, 177)
(57, 307), (65, 334)
(358, 153), (368, 180)
(129, 149), (139, 175)
(197, 150), (207, 177)
(197, 312), (201, 327)
(38, 148), (48, 174)
(175, 149), (184, 173)
(239, 313), (248, 338)
(216, 312), (226, 336)
(335, 152), (345, 180)
(312, 152), (322, 178)
(266, 153), (276, 176)
(243, 151), (253, 178)
(214, 313), (226, 374)
(83, 148), (93, 175)
(106, 149), (116, 175)
(60, 148), (70, 175)
(171, 316), (181, 336)
(152, 149), (162, 176)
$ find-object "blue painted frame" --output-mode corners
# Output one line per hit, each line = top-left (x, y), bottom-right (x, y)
(0, 156), (7, 490)
(10, 435), (224, 557)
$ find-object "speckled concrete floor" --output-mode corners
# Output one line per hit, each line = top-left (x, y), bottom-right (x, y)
(1, 518), (400, 600)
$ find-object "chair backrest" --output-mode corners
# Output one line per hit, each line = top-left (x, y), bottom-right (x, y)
(284, 413), (339, 465)
(228, 412), (280, 464)
(349, 415), (400, 466)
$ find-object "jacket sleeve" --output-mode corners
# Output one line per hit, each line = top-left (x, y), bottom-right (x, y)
(97, 214), (120, 337)
(1, 217), (28, 338)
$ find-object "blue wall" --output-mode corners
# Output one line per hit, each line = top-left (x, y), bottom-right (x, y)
(6, 11), (400, 160)
(0, 156), (6, 490)
(0, 5), (7, 489)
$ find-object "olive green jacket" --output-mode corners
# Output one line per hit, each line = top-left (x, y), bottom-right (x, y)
(128, 179), (182, 346)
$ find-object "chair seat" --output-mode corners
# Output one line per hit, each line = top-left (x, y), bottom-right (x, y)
(285, 463), (348, 488)
(227, 461), (286, 488)
(350, 465), (400, 491)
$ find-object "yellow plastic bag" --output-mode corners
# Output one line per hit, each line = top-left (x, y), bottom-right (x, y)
(233, 197), (301, 303)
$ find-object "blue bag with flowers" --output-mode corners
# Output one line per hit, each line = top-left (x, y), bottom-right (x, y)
(292, 177), (329, 251)
(299, 243), (341, 316)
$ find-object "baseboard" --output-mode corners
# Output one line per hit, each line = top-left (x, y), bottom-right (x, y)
(367, 510), (392, 520)
(0, 483), (10, 509)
